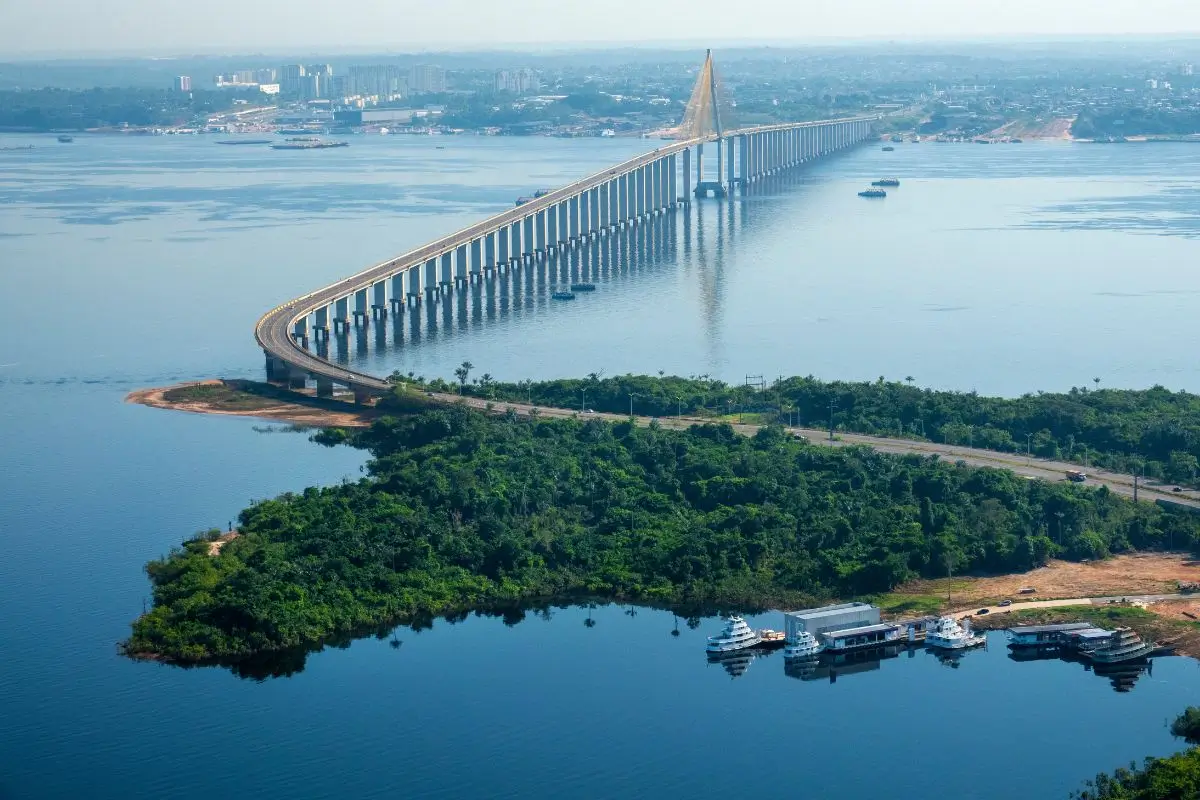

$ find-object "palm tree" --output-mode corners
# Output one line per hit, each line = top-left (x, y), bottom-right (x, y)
(671, 613), (681, 637)
(584, 602), (596, 628)
(453, 361), (474, 393)
(905, 375), (915, 387)
(1093, 377), (1101, 390)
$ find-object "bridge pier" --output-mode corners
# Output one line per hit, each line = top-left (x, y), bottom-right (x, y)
(316, 377), (334, 398)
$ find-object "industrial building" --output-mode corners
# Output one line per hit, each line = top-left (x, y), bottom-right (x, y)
(783, 602), (880, 641)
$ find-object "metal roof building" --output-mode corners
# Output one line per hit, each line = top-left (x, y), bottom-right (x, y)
(783, 602), (880, 640)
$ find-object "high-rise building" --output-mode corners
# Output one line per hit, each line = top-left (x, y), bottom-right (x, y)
(494, 68), (540, 94)
(174, 75), (192, 92)
(279, 64), (306, 95)
(1183, 64), (1195, 77)
(347, 65), (408, 100)
(409, 65), (446, 94)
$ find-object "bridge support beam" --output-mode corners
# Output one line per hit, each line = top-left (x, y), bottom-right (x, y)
(333, 297), (350, 334)
(313, 305), (330, 340)
(316, 376), (334, 399)
(682, 147), (691, 200)
(353, 288), (369, 328)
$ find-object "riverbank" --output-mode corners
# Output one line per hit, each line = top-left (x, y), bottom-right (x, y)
(126, 379), (379, 428)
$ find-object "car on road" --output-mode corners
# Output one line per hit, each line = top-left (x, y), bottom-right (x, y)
(977, 608), (990, 615)
(1174, 487), (1184, 493)
(584, 408), (595, 414)
(998, 600), (1013, 607)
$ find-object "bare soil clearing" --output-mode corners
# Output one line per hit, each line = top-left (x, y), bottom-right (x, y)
(892, 553), (1199, 607)
(207, 531), (240, 556)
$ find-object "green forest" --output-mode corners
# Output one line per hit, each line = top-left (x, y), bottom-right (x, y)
(1073, 708), (1200, 799)
(1071, 107), (1200, 139)
(126, 404), (1199, 664)
(438, 373), (1200, 484)
(0, 87), (260, 131)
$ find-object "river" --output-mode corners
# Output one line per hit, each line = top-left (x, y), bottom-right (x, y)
(2, 132), (1200, 799)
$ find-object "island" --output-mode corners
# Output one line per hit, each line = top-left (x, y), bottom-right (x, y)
(123, 380), (1200, 668)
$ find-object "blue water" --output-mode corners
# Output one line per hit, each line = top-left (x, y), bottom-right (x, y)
(3, 133), (1200, 799)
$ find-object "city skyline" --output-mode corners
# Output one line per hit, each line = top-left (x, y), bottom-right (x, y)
(4, 0), (1200, 57)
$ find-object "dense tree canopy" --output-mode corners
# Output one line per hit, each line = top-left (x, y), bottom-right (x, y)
(451, 374), (1200, 485)
(1074, 709), (1200, 799)
(127, 406), (1199, 665)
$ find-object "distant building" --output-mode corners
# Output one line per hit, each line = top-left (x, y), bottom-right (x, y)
(174, 75), (192, 92)
(410, 64), (446, 94)
(346, 64), (409, 100)
(1182, 64), (1195, 77)
(1146, 78), (1159, 90)
(279, 64), (306, 95)
(258, 83), (280, 95)
(494, 68), (540, 94)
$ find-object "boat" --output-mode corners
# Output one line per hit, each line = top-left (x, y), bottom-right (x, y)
(871, 178), (900, 187)
(782, 630), (824, 659)
(1088, 627), (1157, 664)
(858, 188), (887, 198)
(551, 291), (576, 301)
(881, 145), (895, 152)
(925, 616), (986, 650)
(705, 615), (762, 654)
(216, 139), (272, 145)
(57, 135), (74, 143)
(569, 283), (596, 292)
(758, 629), (786, 648)
(270, 138), (349, 150)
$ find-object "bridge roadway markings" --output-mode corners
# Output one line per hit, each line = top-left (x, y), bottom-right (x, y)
(412, 390), (1200, 511)
(255, 117), (879, 396)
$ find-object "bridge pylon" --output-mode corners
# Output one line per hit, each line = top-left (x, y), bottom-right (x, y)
(679, 49), (733, 198)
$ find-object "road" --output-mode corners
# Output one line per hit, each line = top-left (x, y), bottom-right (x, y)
(951, 594), (1185, 620)
(420, 389), (1200, 510)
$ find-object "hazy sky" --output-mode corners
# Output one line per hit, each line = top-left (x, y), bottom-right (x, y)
(4, 0), (1200, 56)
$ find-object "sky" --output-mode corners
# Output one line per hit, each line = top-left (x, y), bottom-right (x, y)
(3, 0), (1200, 56)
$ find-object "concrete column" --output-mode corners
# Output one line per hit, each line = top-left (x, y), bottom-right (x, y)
(726, 137), (735, 186)
(578, 193), (589, 237)
(455, 243), (469, 282)
(497, 227), (509, 263)
(555, 201), (567, 244)
(316, 376), (334, 398)
(589, 187), (601, 231)
(716, 137), (724, 191)
(523, 215), (535, 257)
(314, 304), (330, 338)
(390, 274), (405, 310)
(535, 210), (547, 252)
(372, 280), (387, 319)
(333, 297), (349, 333)
(695, 142), (704, 188)
(546, 206), (558, 248)
(682, 148), (692, 200)
(738, 136), (747, 185)
(668, 154), (678, 206)
(637, 166), (648, 218)
(485, 232), (496, 269)
(423, 258), (437, 294)
(440, 252), (453, 286)
(600, 182), (611, 228)
(354, 288), (369, 327)
(409, 265), (423, 298)
(292, 317), (309, 346)
(287, 365), (307, 390)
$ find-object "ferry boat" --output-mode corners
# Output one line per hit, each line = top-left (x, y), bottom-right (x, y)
(57, 135), (74, 143)
(782, 630), (824, 659)
(881, 145), (895, 152)
(1088, 627), (1157, 664)
(858, 188), (887, 198)
(871, 178), (900, 187)
(569, 283), (596, 292)
(705, 616), (762, 654)
(551, 291), (576, 301)
(925, 616), (986, 650)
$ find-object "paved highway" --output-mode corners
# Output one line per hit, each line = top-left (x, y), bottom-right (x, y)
(423, 389), (1200, 510)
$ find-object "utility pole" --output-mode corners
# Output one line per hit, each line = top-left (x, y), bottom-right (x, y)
(629, 393), (636, 418)
(581, 388), (586, 413)
(1026, 433), (1033, 464)
(828, 398), (838, 441)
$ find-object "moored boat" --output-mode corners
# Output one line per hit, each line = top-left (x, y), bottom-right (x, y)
(569, 283), (596, 292)
(705, 615), (762, 654)
(551, 291), (576, 301)
(925, 616), (986, 650)
(1088, 627), (1157, 664)
(858, 188), (887, 198)
(783, 630), (824, 659)
(758, 629), (786, 648)
(57, 135), (74, 143)
(881, 145), (895, 152)
(871, 178), (900, 187)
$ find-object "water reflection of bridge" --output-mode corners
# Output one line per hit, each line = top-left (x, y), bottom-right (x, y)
(256, 49), (878, 400)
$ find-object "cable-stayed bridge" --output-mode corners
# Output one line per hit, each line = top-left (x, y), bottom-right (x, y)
(256, 51), (878, 400)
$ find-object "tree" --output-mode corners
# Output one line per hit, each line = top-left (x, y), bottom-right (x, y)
(454, 361), (474, 394)
(1172, 707), (1200, 745)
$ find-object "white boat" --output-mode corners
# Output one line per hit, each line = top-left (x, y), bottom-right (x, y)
(925, 616), (986, 650)
(1088, 627), (1157, 664)
(782, 630), (824, 659)
(705, 616), (762, 653)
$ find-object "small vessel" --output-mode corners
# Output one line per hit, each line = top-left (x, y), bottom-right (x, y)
(881, 145), (895, 152)
(858, 188), (887, 198)
(569, 282), (596, 292)
(705, 615), (762, 654)
(926, 616), (986, 650)
(551, 291), (576, 301)
(758, 629), (786, 648)
(1088, 627), (1157, 664)
(57, 135), (74, 143)
(216, 138), (272, 145)
(783, 630), (824, 659)
(871, 178), (900, 187)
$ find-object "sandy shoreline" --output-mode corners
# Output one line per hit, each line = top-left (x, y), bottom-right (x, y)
(125, 379), (376, 428)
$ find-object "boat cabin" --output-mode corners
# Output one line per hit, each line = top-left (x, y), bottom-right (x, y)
(1007, 622), (1093, 647)
(821, 623), (901, 652)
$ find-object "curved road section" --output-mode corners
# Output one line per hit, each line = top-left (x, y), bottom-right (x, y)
(255, 118), (877, 397)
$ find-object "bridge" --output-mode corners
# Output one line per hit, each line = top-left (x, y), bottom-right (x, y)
(256, 51), (879, 401)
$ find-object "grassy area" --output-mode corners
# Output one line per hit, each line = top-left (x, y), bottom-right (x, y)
(162, 381), (282, 411)
(871, 581), (976, 617)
